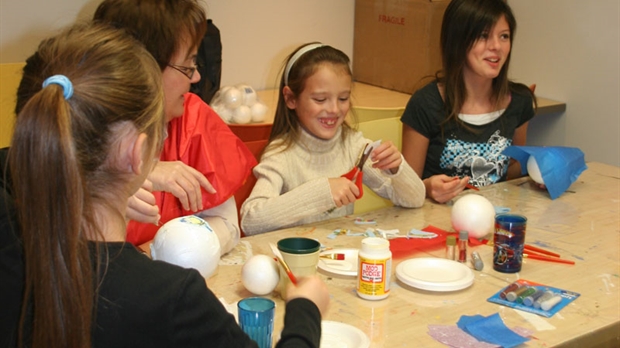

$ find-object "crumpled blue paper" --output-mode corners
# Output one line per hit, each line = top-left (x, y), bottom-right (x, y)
(457, 313), (529, 348)
(502, 146), (587, 199)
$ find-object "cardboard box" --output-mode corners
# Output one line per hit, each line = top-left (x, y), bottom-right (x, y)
(353, 0), (451, 94)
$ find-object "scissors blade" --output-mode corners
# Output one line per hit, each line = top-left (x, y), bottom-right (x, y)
(354, 143), (368, 169)
(357, 143), (372, 170)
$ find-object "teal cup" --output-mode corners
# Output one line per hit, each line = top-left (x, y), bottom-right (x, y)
(237, 297), (275, 348)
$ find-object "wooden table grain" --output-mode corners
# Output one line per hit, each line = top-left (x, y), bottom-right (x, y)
(207, 161), (619, 347)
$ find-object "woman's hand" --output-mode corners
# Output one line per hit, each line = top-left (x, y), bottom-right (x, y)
(148, 161), (215, 212)
(126, 179), (160, 224)
(425, 175), (470, 203)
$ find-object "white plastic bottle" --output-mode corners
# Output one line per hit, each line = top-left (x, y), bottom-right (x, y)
(357, 237), (392, 300)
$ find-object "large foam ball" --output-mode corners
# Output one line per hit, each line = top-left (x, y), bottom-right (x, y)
(232, 105), (252, 124)
(527, 156), (545, 185)
(213, 104), (232, 123)
(451, 194), (495, 239)
(241, 254), (280, 295)
(151, 216), (221, 278)
(237, 84), (258, 106)
(223, 87), (242, 109)
(250, 102), (268, 123)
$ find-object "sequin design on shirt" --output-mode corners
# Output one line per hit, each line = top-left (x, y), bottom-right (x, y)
(439, 130), (511, 187)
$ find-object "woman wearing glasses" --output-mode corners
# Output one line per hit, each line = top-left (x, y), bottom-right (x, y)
(93, 0), (256, 253)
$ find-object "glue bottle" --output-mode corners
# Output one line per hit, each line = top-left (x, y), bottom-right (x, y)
(458, 230), (468, 263)
(357, 238), (392, 300)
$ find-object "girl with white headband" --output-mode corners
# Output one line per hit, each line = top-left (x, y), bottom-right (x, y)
(240, 43), (425, 235)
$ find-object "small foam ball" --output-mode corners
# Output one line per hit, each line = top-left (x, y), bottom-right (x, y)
(527, 156), (545, 185)
(232, 105), (252, 124)
(213, 104), (232, 123)
(237, 84), (258, 106)
(150, 216), (221, 278)
(223, 87), (242, 109)
(451, 194), (495, 239)
(250, 102), (268, 123)
(241, 254), (280, 295)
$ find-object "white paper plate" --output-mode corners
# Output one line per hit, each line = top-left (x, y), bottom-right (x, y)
(395, 257), (474, 292)
(318, 248), (359, 276)
(320, 321), (370, 348)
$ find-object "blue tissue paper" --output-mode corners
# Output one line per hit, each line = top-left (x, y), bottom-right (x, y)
(457, 313), (530, 348)
(501, 146), (587, 199)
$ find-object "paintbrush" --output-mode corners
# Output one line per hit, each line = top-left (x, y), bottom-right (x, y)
(523, 253), (575, 265)
(320, 253), (346, 260)
(524, 244), (561, 258)
(269, 242), (298, 285)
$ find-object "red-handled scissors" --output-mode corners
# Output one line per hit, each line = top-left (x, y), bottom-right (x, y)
(342, 143), (372, 199)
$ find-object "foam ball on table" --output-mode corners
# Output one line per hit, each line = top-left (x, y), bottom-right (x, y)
(232, 105), (252, 124)
(451, 194), (495, 239)
(223, 86), (242, 109)
(237, 84), (257, 106)
(150, 216), (221, 278)
(241, 254), (280, 295)
(250, 102), (268, 123)
(527, 156), (545, 185)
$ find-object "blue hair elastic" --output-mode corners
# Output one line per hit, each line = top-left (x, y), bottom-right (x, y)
(42, 75), (73, 100)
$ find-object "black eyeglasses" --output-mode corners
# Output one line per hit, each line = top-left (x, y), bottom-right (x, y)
(167, 63), (199, 79)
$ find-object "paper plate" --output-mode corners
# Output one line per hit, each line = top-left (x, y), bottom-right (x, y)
(395, 257), (474, 292)
(318, 248), (359, 276)
(320, 321), (370, 348)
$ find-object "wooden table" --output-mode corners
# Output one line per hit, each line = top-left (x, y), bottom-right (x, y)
(209, 162), (619, 347)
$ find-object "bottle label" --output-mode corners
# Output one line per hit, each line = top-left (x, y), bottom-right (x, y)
(357, 256), (391, 296)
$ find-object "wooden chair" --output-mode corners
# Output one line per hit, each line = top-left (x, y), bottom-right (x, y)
(228, 123), (272, 236)
(352, 106), (405, 214)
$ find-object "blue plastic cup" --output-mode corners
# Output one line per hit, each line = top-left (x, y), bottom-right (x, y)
(237, 297), (275, 348)
(493, 214), (527, 273)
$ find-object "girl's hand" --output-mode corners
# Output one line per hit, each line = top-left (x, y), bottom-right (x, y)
(425, 175), (470, 203)
(329, 177), (360, 206)
(285, 275), (330, 316)
(370, 141), (402, 173)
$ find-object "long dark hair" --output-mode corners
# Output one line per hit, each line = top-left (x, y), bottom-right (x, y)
(268, 42), (354, 153)
(10, 22), (164, 348)
(438, 0), (534, 129)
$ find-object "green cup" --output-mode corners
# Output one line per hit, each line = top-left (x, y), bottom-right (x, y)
(276, 237), (320, 297)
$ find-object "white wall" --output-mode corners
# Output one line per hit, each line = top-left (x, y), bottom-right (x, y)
(1, 0), (618, 166)
(509, 0), (620, 166)
(205, 0), (354, 89)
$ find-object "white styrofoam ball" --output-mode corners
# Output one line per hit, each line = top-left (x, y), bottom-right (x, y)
(231, 105), (252, 124)
(527, 156), (545, 185)
(237, 84), (258, 106)
(223, 87), (242, 109)
(213, 104), (233, 123)
(150, 216), (221, 278)
(451, 194), (495, 239)
(250, 102), (268, 123)
(241, 254), (280, 295)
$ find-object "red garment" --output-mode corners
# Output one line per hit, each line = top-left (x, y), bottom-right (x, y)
(127, 93), (257, 245)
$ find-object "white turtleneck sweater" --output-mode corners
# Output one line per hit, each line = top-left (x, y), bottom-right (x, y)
(240, 127), (425, 235)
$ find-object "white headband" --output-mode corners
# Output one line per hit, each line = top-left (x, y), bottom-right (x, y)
(284, 43), (324, 86)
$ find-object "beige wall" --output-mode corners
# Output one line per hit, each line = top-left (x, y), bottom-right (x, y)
(509, 0), (619, 166)
(1, 0), (618, 165)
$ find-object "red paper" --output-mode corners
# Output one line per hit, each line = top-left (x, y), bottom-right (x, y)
(389, 225), (451, 259)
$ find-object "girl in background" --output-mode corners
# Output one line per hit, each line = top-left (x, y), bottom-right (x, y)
(241, 43), (425, 235)
(0, 23), (328, 348)
(401, 0), (536, 203)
